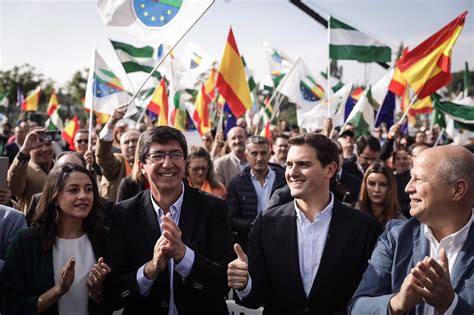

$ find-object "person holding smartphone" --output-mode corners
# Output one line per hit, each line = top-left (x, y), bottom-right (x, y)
(7, 128), (55, 213)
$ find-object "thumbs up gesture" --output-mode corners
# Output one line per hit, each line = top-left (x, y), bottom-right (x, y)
(227, 244), (249, 289)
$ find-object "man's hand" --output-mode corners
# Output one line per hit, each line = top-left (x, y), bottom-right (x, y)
(144, 235), (169, 280)
(227, 244), (249, 290)
(106, 104), (128, 129)
(323, 117), (333, 137)
(56, 258), (76, 296)
(389, 270), (423, 315)
(161, 213), (186, 262)
(410, 249), (455, 313)
(387, 123), (401, 141)
(84, 150), (95, 170)
(20, 128), (45, 155)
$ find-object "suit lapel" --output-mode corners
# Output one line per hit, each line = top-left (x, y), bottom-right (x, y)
(451, 223), (474, 290)
(274, 202), (306, 299)
(178, 186), (198, 245)
(308, 201), (353, 298)
(412, 222), (429, 315)
(140, 190), (161, 242)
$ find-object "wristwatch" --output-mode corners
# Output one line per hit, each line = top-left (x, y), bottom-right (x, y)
(17, 152), (31, 164)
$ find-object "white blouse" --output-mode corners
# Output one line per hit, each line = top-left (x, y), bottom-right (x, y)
(53, 233), (95, 315)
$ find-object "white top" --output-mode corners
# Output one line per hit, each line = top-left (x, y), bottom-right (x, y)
(53, 234), (95, 315)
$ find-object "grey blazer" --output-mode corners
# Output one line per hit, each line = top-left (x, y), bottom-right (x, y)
(213, 153), (245, 188)
(349, 217), (474, 314)
(0, 205), (27, 273)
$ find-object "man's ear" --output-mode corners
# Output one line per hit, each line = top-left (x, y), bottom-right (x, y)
(325, 161), (338, 179)
(139, 161), (147, 177)
(451, 179), (468, 201)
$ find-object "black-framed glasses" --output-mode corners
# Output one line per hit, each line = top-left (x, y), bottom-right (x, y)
(146, 151), (185, 163)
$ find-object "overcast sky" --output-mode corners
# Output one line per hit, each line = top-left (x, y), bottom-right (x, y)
(1, 0), (473, 91)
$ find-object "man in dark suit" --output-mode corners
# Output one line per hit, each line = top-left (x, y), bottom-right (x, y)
(350, 145), (474, 314)
(227, 133), (382, 314)
(105, 126), (234, 314)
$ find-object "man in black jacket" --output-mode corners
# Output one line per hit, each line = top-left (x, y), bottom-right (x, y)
(227, 136), (286, 252)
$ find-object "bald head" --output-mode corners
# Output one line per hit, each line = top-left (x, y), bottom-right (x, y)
(418, 145), (474, 197)
(227, 126), (247, 155)
(120, 129), (140, 163)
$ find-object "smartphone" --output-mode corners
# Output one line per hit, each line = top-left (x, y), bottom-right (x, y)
(39, 130), (62, 142)
(0, 157), (8, 189)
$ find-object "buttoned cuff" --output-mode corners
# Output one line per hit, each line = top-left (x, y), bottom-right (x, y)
(136, 264), (155, 297)
(235, 275), (252, 300)
(174, 246), (195, 280)
(99, 127), (114, 142)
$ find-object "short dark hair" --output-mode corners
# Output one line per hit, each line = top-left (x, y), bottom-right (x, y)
(138, 126), (188, 163)
(273, 134), (289, 142)
(288, 133), (338, 168)
(246, 135), (270, 146)
(356, 135), (381, 155)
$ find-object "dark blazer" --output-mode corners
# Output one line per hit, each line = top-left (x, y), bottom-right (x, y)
(339, 170), (362, 205)
(238, 199), (382, 315)
(104, 186), (234, 314)
(227, 165), (286, 251)
(350, 218), (474, 314)
(26, 192), (114, 227)
(1, 227), (108, 315)
(116, 176), (147, 202)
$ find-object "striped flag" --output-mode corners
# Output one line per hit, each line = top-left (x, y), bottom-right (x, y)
(62, 116), (80, 150)
(433, 93), (474, 131)
(397, 11), (467, 98)
(21, 87), (41, 112)
(0, 91), (8, 114)
(216, 27), (252, 118)
(147, 79), (169, 126)
(193, 83), (211, 135)
(346, 88), (375, 137)
(262, 40), (293, 87)
(110, 40), (161, 79)
(46, 107), (64, 131)
(329, 16), (391, 63)
(47, 90), (59, 116)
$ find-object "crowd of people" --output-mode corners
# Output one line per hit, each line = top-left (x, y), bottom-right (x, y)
(0, 106), (473, 314)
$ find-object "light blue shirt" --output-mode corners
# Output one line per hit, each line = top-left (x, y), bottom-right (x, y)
(250, 167), (276, 213)
(136, 183), (195, 315)
(237, 193), (334, 299)
(295, 193), (334, 297)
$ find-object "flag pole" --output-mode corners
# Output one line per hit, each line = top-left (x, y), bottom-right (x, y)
(398, 93), (418, 125)
(433, 127), (445, 146)
(327, 15), (331, 117)
(123, 2), (215, 109)
(269, 57), (301, 122)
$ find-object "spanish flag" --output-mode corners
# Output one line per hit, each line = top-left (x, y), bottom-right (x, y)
(204, 67), (217, 99)
(62, 116), (80, 150)
(47, 90), (59, 116)
(148, 79), (169, 126)
(397, 11), (467, 99)
(216, 27), (252, 118)
(389, 48), (409, 97)
(193, 83), (211, 135)
(21, 87), (41, 112)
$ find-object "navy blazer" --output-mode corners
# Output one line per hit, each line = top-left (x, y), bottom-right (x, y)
(104, 186), (234, 314)
(237, 199), (382, 315)
(349, 217), (474, 314)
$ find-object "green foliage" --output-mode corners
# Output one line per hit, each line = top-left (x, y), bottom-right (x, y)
(447, 69), (473, 95)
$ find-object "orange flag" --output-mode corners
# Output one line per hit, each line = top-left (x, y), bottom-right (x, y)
(21, 87), (41, 111)
(148, 79), (169, 126)
(62, 116), (80, 150)
(47, 90), (59, 116)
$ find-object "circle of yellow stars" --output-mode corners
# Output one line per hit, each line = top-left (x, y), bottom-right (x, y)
(140, 3), (173, 24)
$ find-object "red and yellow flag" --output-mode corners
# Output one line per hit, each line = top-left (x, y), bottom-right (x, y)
(204, 67), (217, 100)
(193, 83), (211, 135)
(62, 116), (80, 150)
(21, 87), (41, 111)
(397, 11), (467, 98)
(47, 90), (59, 116)
(216, 27), (252, 118)
(148, 79), (169, 126)
(389, 48), (409, 97)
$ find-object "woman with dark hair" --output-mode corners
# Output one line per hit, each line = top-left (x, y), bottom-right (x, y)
(2, 164), (111, 315)
(185, 146), (227, 199)
(393, 147), (412, 217)
(357, 161), (404, 227)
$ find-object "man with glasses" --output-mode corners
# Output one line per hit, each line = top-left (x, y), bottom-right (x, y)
(227, 136), (286, 251)
(74, 129), (101, 176)
(105, 126), (234, 314)
(96, 105), (140, 201)
(343, 135), (381, 179)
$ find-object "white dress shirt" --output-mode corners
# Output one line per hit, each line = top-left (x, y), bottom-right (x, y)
(249, 167), (276, 213)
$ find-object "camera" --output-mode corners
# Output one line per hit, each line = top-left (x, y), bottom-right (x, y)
(39, 130), (62, 142)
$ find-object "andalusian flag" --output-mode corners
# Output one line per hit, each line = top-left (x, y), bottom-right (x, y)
(62, 116), (80, 150)
(329, 16), (391, 63)
(0, 91), (8, 114)
(397, 11), (467, 98)
(193, 83), (211, 135)
(98, 0), (215, 46)
(21, 87), (41, 112)
(432, 93), (474, 131)
(47, 91), (59, 117)
(110, 40), (161, 79)
(216, 27), (252, 118)
(262, 40), (293, 87)
(147, 79), (169, 126)
(46, 107), (64, 131)
(345, 88), (375, 137)
(170, 91), (187, 131)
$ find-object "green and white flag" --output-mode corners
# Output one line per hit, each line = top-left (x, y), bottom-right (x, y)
(0, 91), (8, 113)
(262, 40), (293, 87)
(345, 88), (375, 137)
(110, 40), (161, 79)
(433, 94), (474, 131)
(329, 16), (391, 63)
(242, 56), (257, 92)
(46, 107), (64, 131)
